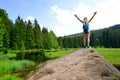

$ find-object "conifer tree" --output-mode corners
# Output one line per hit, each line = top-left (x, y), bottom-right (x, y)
(0, 9), (7, 50)
(42, 27), (51, 49)
(57, 37), (63, 48)
(33, 19), (43, 49)
(26, 20), (35, 49)
(49, 30), (59, 49)
(14, 16), (26, 49)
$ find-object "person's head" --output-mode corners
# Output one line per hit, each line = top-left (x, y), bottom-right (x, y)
(83, 17), (88, 22)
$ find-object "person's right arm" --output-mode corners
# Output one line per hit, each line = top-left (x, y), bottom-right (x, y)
(74, 14), (83, 23)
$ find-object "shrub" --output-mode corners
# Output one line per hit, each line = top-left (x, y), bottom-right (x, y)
(0, 60), (35, 73)
(0, 74), (20, 80)
(4, 49), (8, 54)
(3, 54), (16, 60)
(16, 49), (46, 63)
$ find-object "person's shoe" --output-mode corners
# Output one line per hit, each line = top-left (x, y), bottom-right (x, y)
(83, 46), (87, 48)
(87, 45), (91, 48)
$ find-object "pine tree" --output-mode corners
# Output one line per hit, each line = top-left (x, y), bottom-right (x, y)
(14, 16), (26, 49)
(26, 20), (35, 49)
(49, 30), (59, 49)
(57, 37), (63, 48)
(0, 9), (7, 51)
(0, 17), (4, 49)
(42, 27), (51, 49)
(3, 30), (9, 48)
(33, 19), (43, 49)
(63, 36), (69, 48)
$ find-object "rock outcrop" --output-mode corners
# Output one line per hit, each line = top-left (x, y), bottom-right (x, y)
(26, 48), (120, 80)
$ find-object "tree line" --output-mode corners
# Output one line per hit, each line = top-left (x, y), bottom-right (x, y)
(0, 8), (120, 51)
(57, 24), (120, 48)
(0, 9), (59, 51)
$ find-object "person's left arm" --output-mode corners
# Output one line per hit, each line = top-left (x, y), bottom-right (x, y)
(88, 11), (97, 23)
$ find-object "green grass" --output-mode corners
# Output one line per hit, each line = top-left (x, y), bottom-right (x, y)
(95, 48), (120, 65)
(45, 48), (79, 59)
(0, 60), (35, 73)
(0, 74), (20, 80)
(0, 48), (119, 79)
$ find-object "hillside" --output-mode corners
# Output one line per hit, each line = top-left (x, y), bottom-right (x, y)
(57, 24), (120, 48)
(26, 48), (120, 80)
(68, 24), (120, 37)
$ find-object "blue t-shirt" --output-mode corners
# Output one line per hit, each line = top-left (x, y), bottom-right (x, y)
(83, 22), (90, 33)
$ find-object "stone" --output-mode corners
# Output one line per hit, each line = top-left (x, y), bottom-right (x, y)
(26, 48), (120, 80)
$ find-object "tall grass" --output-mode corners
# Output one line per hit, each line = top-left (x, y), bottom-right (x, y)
(45, 48), (79, 59)
(95, 48), (120, 65)
(0, 74), (20, 80)
(95, 48), (120, 71)
(0, 60), (35, 73)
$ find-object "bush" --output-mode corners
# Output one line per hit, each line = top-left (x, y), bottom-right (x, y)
(3, 54), (16, 60)
(16, 52), (25, 60)
(18, 60), (35, 68)
(0, 74), (20, 80)
(4, 49), (8, 54)
(16, 49), (46, 63)
(0, 60), (35, 73)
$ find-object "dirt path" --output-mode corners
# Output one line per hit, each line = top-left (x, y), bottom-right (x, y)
(26, 48), (120, 80)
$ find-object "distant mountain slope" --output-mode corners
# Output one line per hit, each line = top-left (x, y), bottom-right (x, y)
(57, 24), (120, 48)
(68, 24), (120, 37)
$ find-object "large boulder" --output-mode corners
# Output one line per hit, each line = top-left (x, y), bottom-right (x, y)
(26, 48), (120, 80)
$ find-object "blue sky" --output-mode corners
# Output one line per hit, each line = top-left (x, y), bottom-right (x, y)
(0, 0), (120, 36)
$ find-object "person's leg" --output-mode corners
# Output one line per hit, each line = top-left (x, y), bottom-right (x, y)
(87, 32), (90, 47)
(83, 33), (87, 48)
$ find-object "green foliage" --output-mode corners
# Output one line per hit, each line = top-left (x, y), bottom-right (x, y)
(20, 40), (25, 51)
(95, 48), (120, 65)
(57, 37), (63, 48)
(14, 16), (26, 50)
(58, 36), (83, 48)
(19, 49), (46, 63)
(0, 9), (13, 50)
(0, 74), (20, 80)
(45, 48), (79, 59)
(3, 53), (16, 59)
(12, 42), (18, 50)
(49, 30), (59, 49)
(25, 20), (35, 49)
(0, 13), (4, 48)
(42, 27), (51, 49)
(33, 19), (43, 48)
(0, 60), (35, 73)
(58, 24), (120, 48)
(0, 8), (60, 50)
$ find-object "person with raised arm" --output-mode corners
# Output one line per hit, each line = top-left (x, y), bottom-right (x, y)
(74, 11), (97, 48)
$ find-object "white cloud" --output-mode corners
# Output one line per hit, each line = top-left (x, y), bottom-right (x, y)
(51, 5), (74, 24)
(51, 5), (81, 36)
(51, 0), (120, 36)
(92, 0), (120, 29)
(26, 16), (35, 22)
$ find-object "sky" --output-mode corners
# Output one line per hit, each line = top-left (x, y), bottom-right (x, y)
(0, 0), (120, 36)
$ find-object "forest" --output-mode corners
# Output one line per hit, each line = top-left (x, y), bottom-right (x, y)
(0, 8), (120, 52)
(58, 24), (120, 48)
(0, 9), (59, 51)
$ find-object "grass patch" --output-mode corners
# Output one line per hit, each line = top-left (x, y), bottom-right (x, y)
(0, 60), (35, 73)
(0, 74), (20, 80)
(3, 53), (16, 59)
(45, 48), (79, 59)
(95, 48), (120, 70)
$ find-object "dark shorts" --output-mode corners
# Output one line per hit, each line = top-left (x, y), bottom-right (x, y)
(83, 29), (90, 33)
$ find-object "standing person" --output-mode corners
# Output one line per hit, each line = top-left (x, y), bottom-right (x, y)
(74, 11), (97, 48)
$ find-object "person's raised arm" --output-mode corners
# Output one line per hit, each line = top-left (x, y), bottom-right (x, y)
(88, 11), (97, 23)
(74, 14), (83, 23)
